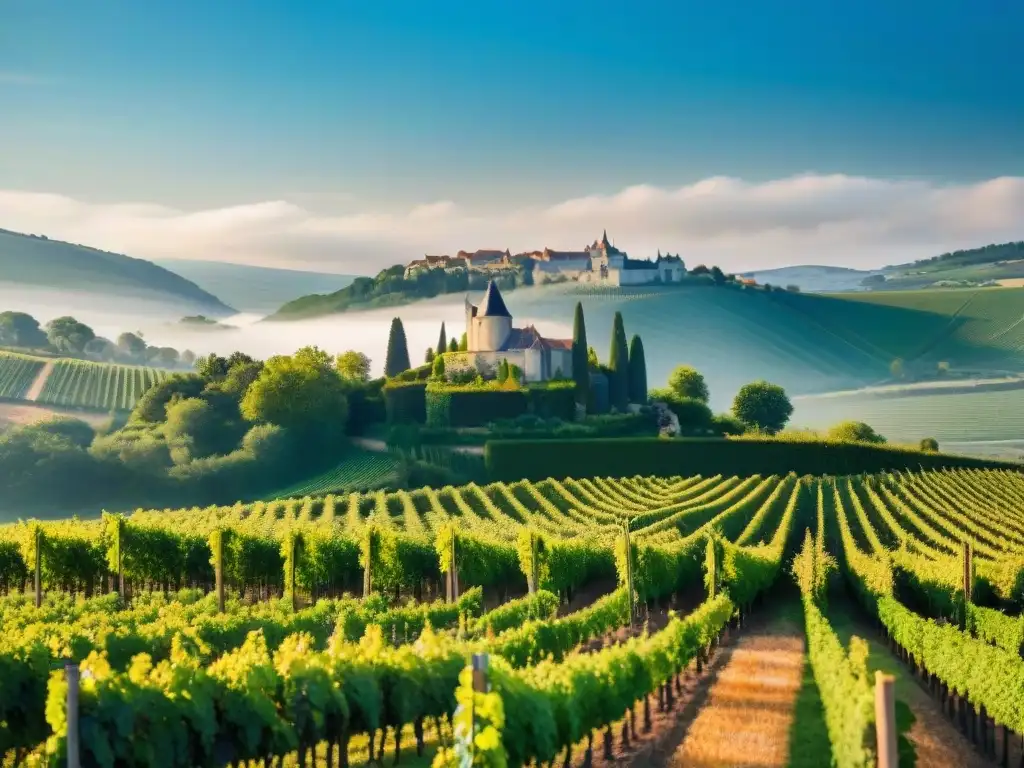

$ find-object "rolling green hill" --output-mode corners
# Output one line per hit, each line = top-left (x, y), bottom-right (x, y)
(771, 286), (1024, 370)
(495, 283), (889, 407)
(155, 258), (355, 315)
(463, 282), (1024, 409)
(0, 229), (233, 313)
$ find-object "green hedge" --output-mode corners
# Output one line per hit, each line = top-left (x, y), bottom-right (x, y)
(426, 386), (528, 427)
(526, 382), (575, 420)
(383, 381), (427, 424)
(484, 437), (1018, 482)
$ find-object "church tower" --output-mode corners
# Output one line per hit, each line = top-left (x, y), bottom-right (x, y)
(468, 281), (512, 352)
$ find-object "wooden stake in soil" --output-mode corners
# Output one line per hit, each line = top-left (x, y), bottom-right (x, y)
(213, 532), (225, 614)
(875, 672), (898, 768)
(623, 522), (635, 627)
(34, 526), (43, 609)
(66, 662), (80, 768)
(471, 654), (488, 765)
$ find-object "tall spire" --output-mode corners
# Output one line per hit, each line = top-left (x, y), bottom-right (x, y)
(478, 280), (511, 318)
(602, 229), (610, 248)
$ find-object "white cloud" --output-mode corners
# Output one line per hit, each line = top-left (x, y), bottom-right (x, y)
(2, 174), (1023, 274)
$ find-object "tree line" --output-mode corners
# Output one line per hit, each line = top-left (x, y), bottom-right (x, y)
(0, 310), (196, 369)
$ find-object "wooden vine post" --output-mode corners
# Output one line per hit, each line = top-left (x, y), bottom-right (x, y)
(213, 530), (225, 614)
(113, 517), (125, 600)
(34, 526), (43, 609)
(623, 521), (635, 627)
(707, 536), (719, 600)
(874, 672), (897, 768)
(363, 530), (373, 598)
(962, 538), (974, 630)
(66, 661), (81, 768)
(288, 533), (299, 613)
(445, 526), (460, 603)
(529, 530), (539, 595)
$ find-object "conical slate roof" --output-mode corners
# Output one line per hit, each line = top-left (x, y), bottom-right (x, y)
(478, 280), (511, 318)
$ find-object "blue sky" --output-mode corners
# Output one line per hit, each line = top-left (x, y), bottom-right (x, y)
(2, 0), (1023, 272)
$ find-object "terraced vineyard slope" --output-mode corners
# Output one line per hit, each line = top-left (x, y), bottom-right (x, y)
(35, 359), (170, 411)
(0, 351), (45, 400)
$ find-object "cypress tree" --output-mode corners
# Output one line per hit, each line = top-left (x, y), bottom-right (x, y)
(571, 302), (590, 405)
(437, 323), (447, 358)
(498, 359), (509, 383)
(384, 317), (411, 377)
(449, 338), (459, 353)
(608, 312), (629, 411)
(628, 334), (648, 404)
(459, 333), (468, 352)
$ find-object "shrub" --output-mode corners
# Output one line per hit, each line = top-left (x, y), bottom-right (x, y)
(383, 381), (427, 424)
(920, 437), (940, 452)
(827, 421), (887, 444)
(711, 413), (747, 436)
(661, 395), (713, 434)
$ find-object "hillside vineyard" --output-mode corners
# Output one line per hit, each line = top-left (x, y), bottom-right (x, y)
(4, 468), (1024, 765)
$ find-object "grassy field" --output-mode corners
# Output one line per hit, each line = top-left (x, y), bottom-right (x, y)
(494, 282), (1024, 410)
(775, 286), (1024, 369)
(0, 351), (45, 400)
(792, 385), (1024, 444)
(35, 359), (170, 411)
(506, 283), (889, 408)
(261, 447), (399, 499)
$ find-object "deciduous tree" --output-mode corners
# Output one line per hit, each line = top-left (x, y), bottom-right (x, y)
(732, 380), (793, 435)
(336, 350), (372, 382)
(45, 316), (95, 355)
(668, 366), (709, 403)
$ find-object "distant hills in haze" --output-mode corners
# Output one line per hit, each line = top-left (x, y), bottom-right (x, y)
(155, 259), (357, 315)
(0, 228), (233, 314)
(737, 265), (880, 293)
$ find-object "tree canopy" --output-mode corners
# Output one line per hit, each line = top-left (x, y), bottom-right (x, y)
(667, 365), (709, 403)
(0, 311), (47, 348)
(732, 380), (793, 435)
(46, 316), (95, 355)
(336, 350), (372, 382)
(241, 345), (349, 447)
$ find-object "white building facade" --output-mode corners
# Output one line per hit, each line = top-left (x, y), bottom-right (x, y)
(462, 281), (573, 383)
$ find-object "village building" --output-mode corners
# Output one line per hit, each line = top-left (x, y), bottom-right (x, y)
(463, 281), (573, 382)
(456, 249), (511, 267)
(404, 254), (467, 278)
(408, 233), (685, 285)
(578, 231), (686, 285)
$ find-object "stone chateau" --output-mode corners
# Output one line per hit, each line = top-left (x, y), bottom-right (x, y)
(407, 231), (685, 287)
(462, 280), (573, 383)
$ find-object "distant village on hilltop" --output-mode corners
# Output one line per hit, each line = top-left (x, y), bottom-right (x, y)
(406, 231), (687, 287)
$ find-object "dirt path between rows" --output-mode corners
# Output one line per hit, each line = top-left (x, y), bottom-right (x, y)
(666, 611), (805, 767)
(25, 360), (53, 401)
(830, 603), (996, 768)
